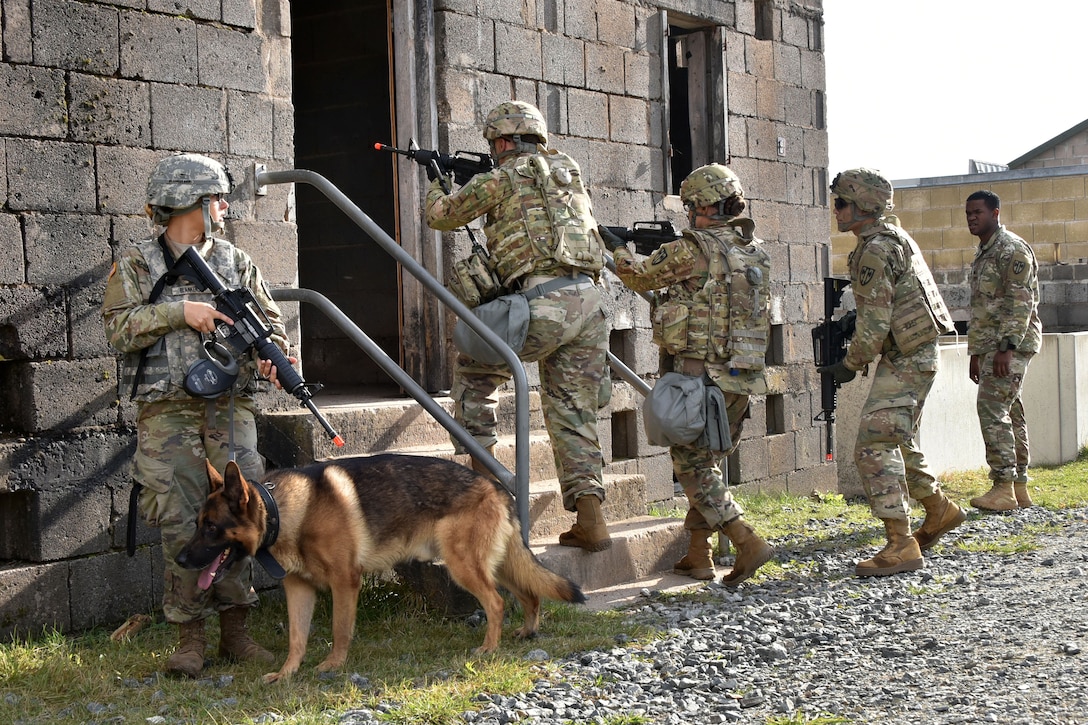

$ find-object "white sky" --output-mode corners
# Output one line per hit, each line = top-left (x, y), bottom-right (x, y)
(823, 0), (1088, 181)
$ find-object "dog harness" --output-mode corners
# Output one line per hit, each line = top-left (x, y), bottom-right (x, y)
(253, 481), (286, 579)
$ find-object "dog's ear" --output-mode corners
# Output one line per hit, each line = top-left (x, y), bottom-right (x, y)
(222, 460), (251, 513)
(205, 460), (225, 495)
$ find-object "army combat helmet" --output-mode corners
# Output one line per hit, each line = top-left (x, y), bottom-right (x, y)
(680, 163), (746, 219)
(830, 167), (893, 215)
(483, 101), (548, 162)
(146, 153), (234, 237)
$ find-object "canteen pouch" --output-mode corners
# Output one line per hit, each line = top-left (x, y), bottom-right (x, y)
(643, 372), (706, 447)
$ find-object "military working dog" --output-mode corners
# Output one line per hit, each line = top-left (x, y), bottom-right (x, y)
(175, 454), (586, 682)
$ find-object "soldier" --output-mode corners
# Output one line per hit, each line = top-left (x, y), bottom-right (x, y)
(102, 153), (290, 677)
(602, 164), (773, 585)
(820, 168), (965, 577)
(965, 190), (1042, 510)
(425, 100), (613, 552)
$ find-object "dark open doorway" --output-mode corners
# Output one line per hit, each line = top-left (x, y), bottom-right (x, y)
(291, 2), (399, 391)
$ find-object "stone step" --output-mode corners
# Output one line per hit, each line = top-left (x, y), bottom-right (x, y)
(532, 515), (688, 593)
(526, 473), (650, 541)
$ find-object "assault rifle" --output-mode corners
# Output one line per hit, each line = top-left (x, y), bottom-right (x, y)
(811, 277), (856, 462)
(375, 140), (494, 187)
(603, 220), (682, 256)
(173, 246), (345, 448)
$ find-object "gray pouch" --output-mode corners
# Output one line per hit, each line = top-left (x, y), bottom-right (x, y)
(643, 372), (706, 447)
(453, 293), (530, 364)
(699, 382), (732, 453)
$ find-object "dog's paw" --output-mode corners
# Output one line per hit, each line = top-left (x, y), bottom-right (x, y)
(512, 627), (539, 640)
(262, 669), (292, 684)
(315, 657), (346, 673)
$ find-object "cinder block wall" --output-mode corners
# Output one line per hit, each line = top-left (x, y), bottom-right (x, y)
(0, 1), (296, 640)
(830, 167), (1088, 331)
(431, 0), (836, 499)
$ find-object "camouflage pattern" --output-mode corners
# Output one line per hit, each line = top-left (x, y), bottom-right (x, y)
(427, 150), (603, 288)
(483, 100), (549, 145)
(102, 237), (287, 403)
(135, 398), (264, 621)
(450, 283), (607, 509)
(970, 224), (1041, 483)
(830, 168), (894, 214)
(968, 224), (1042, 356)
(428, 140), (607, 512)
(613, 212), (769, 531)
(145, 153), (233, 224)
(613, 220), (769, 396)
(679, 164), (744, 208)
(845, 218), (953, 520)
(976, 350), (1032, 482)
(102, 234), (287, 623)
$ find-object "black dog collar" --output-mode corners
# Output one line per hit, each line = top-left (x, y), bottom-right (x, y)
(252, 481), (286, 580)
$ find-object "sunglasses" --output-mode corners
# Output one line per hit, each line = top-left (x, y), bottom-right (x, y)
(833, 197), (848, 211)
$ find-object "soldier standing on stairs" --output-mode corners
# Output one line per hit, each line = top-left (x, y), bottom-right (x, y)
(820, 168), (966, 577)
(965, 190), (1042, 511)
(425, 100), (613, 552)
(102, 154), (290, 677)
(601, 163), (774, 586)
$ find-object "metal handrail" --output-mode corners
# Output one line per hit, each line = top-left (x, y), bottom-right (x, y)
(257, 168), (531, 543)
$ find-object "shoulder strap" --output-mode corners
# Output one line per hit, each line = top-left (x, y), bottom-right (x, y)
(129, 236), (184, 400)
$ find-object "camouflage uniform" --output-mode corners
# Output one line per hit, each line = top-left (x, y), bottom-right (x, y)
(425, 141), (606, 511)
(968, 224), (1042, 483)
(102, 235), (287, 623)
(613, 220), (769, 530)
(845, 219), (955, 520)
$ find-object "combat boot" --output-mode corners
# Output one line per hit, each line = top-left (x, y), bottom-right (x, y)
(855, 518), (924, 577)
(1014, 482), (1033, 508)
(218, 606), (274, 664)
(166, 619), (207, 678)
(470, 445), (497, 478)
(970, 482), (1018, 512)
(558, 494), (612, 552)
(913, 492), (967, 550)
(719, 517), (773, 586)
(673, 528), (716, 580)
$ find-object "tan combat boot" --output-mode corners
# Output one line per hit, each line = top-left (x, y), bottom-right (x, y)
(166, 619), (207, 678)
(673, 528), (716, 580)
(558, 494), (612, 552)
(855, 518), (924, 577)
(970, 482), (1018, 512)
(218, 606), (274, 664)
(1014, 482), (1033, 508)
(719, 517), (773, 586)
(913, 493), (967, 550)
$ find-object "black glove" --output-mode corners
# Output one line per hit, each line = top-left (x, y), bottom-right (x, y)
(817, 361), (856, 385)
(598, 225), (627, 252)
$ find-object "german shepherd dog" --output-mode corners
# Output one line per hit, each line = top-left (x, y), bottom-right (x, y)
(176, 454), (586, 682)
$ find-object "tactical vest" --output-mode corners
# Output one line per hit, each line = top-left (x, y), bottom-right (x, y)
(119, 238), (255, 402)
(857, 221), (955, 355)
(483, 150), (604, 287)
(651, 223), (771, 371)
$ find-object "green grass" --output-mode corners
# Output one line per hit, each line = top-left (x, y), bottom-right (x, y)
(4, 450), (1088, 725)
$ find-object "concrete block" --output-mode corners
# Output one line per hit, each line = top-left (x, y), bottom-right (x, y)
(564, 0), (596, 41)
(585, 42), (625, 94)
(2, 0), (32, 63)
(437, 12), (495, 71)
(196, 24), (266, 92)
(1021, 332), (1088, 465)
(68, 549), (158, 631)
(0, 561), (70, 641)
(0, 475), (112, 561)
(119, 12), (198, 83)
(97, 147), (161, 216)
(624, 49), (652, 98)
(597, 1), (636, 47)
(0, 64), (66, 137)
(773, 42), (801, 86)
(542, 34), (585, 87)
(0, 214), (22, 284)
(609, 95), (649, 145)
(24, 213), (112, 287)
(148, 0), (220, 23)
(222, 0), (257, 29)
(6, 139), (96, 213)
(495, 22), (542, 80)
(0, 360), (117, 433)
(32, 0), (119, 75)
(0, 286), (68, 360)
(568, 88), (609, 141)
(149, 83), (226, 153)
(112, 214), (155, 250)
(273, 98), (295, 161)
(227, 91), (275, 158)
(70, 282), (112, 358)
(68, 74), (151, 147)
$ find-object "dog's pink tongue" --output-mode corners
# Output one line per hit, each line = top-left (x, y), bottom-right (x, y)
(198, 554), (223, 591)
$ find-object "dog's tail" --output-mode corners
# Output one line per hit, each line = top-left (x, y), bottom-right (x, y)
(498, 530), (587, 605)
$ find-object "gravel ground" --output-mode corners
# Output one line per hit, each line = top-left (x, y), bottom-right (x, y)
(343, 505), (1088, 725)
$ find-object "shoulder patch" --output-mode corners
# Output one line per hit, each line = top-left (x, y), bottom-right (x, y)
(651, 246), (669, 266)
(1008, 248), (1032, 283)
(854, 251), (885, 298)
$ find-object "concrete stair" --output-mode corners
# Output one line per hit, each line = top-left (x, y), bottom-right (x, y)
(257, 388), (688, 598)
